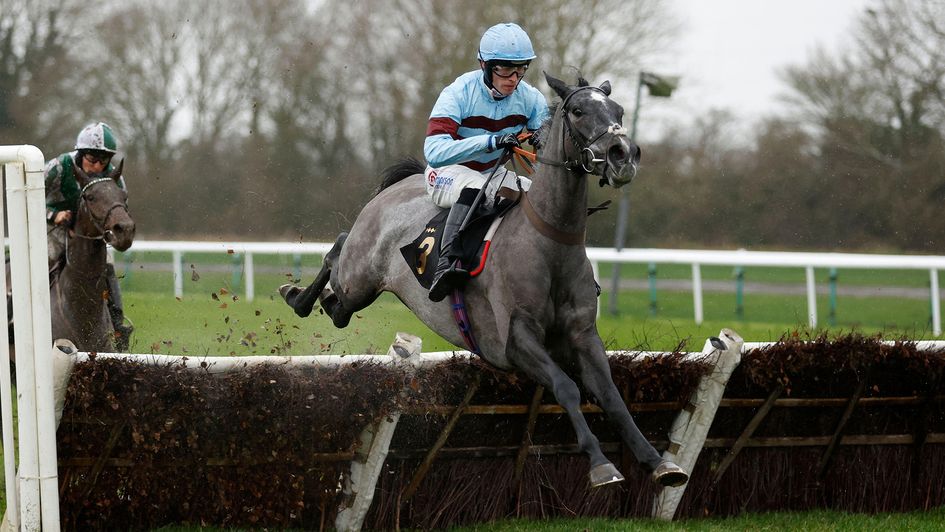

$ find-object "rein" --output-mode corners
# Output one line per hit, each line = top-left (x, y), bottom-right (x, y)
(521, 192), (584, 245)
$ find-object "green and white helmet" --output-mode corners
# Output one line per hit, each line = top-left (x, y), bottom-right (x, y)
(75, 122), (118, 154)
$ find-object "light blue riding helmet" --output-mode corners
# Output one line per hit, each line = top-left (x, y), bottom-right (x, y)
(478, 23), (537, 62)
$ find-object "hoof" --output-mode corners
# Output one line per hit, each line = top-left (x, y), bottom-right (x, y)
(652, 460), (688, 487)
(279, 283), (301, 304)
(589, 462), (624, 487)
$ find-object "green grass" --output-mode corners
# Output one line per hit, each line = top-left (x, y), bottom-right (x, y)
(122, 280), (942, 358)
(124, 291), (456, 356)
(448, 507), (945, 531)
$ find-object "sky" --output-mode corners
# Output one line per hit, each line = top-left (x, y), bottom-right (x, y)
(636, 0), (872, 140)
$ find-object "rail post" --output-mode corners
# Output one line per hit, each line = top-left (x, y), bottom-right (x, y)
(692, 264), (703, 325)
(828, 268), (838, 326)
(805, 266), (817, 328)
(648, 263), (658, 316)
(653, 328), (744, 520)
(734, 266), (744, 320)
(173, 250), (183, 298)
(335, 332), (422, 531)
(930, 269), (941, 336)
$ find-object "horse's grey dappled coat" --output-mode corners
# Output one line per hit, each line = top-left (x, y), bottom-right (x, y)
(282, 73), (687, 488)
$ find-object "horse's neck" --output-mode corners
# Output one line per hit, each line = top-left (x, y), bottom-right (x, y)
(54, 235), (110, 349)
(528, 122), (588, 235)
(60, 235), (108, 311)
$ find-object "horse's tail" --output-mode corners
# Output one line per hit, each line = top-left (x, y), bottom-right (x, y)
(376, 156), (426, 196)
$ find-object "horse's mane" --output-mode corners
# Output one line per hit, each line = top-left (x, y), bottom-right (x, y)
(536, 102), (559, 143)
(376, 156), (425, 196)
(534, 75), (589, 146)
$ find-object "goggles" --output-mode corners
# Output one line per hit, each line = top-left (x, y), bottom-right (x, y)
(83, 152), (112, 166)
(492, 64), (528, 79)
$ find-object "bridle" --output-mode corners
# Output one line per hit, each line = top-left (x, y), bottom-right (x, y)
(518, 85), (632, 246)
(536, 86), (631, 185)
(72, 177), (129, 242)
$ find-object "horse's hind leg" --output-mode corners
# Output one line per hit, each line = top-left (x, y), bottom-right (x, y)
(575, 334), (689, 487)
(280, 232), (347, 318)
(318, 280), (356, 329)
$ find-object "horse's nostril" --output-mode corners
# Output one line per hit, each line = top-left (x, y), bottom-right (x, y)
(113, 221), (135, 235)
(609, 144), (627, 163)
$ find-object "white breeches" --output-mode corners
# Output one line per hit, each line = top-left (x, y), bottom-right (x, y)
(424, 164), (531, 208)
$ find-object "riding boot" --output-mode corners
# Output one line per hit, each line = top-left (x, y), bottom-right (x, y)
(429, 199), (474, 302)
(105, 263), (134, 351)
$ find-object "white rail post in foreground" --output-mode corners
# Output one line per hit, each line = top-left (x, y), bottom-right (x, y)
(335, 332), (422, 532)
(653, 328), (744, 520)
(1, 145), (61, 532)
(0, 164), (19, 532)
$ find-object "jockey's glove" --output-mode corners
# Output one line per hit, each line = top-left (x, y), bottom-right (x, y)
(489, 133), (521, 152)
(528, 129), (546, 152)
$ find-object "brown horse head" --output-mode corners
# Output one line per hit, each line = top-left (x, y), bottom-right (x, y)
(73, 158), (136, 251)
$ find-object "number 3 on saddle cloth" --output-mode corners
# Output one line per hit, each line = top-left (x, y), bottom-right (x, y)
(400, 195), (520, 354)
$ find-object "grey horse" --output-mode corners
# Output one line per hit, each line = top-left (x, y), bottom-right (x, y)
(281, 73), (688, 488)
(48, 161), (135, 352)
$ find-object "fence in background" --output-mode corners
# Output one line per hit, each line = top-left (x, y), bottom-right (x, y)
(115, 241), (945, 335)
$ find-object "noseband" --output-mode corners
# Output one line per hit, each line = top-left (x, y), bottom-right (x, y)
(536, 86), (630, 182)
(73, 177), (129, 242)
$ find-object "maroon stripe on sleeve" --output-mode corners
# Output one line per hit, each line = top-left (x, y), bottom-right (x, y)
(461, 114), (527, 132)
(427, 117), (460, 139)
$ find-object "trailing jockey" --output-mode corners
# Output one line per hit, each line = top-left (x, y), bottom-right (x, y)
(424, 22), (549, 302)
(44, 122), (134, 351)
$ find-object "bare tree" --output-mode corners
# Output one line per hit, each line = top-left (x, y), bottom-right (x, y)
(781, 0), (945, 251)
(783, 0), (945, 168)
(335, 0), (679, 173)
(14, 1), (680, 238)
(525, 0), (680, 94)
(0, 0), (84, 147)
(79, 2), (188, 170)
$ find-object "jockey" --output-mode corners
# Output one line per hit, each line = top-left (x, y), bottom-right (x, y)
(45, 122), (133, 350)
(425, 22), (549, 302)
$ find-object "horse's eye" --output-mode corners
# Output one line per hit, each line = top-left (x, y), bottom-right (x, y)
(572, 108), (583, 117)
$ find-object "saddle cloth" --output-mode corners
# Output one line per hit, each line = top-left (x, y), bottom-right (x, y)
(400, 200), (511, 289)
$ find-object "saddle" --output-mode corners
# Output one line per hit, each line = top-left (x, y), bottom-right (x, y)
(400, 194), (519, 289)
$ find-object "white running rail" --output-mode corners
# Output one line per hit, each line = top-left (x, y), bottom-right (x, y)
(121, 241), (945, 335)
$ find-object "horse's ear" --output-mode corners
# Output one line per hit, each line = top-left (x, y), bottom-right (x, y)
(544, 72), (570, 100)
(109, 157), (124, 180)
(599, 80), (612, 96)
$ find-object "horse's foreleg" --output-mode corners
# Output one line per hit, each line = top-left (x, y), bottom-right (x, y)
(575, 334), (689, 487)
(509, 318), (619, 487)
